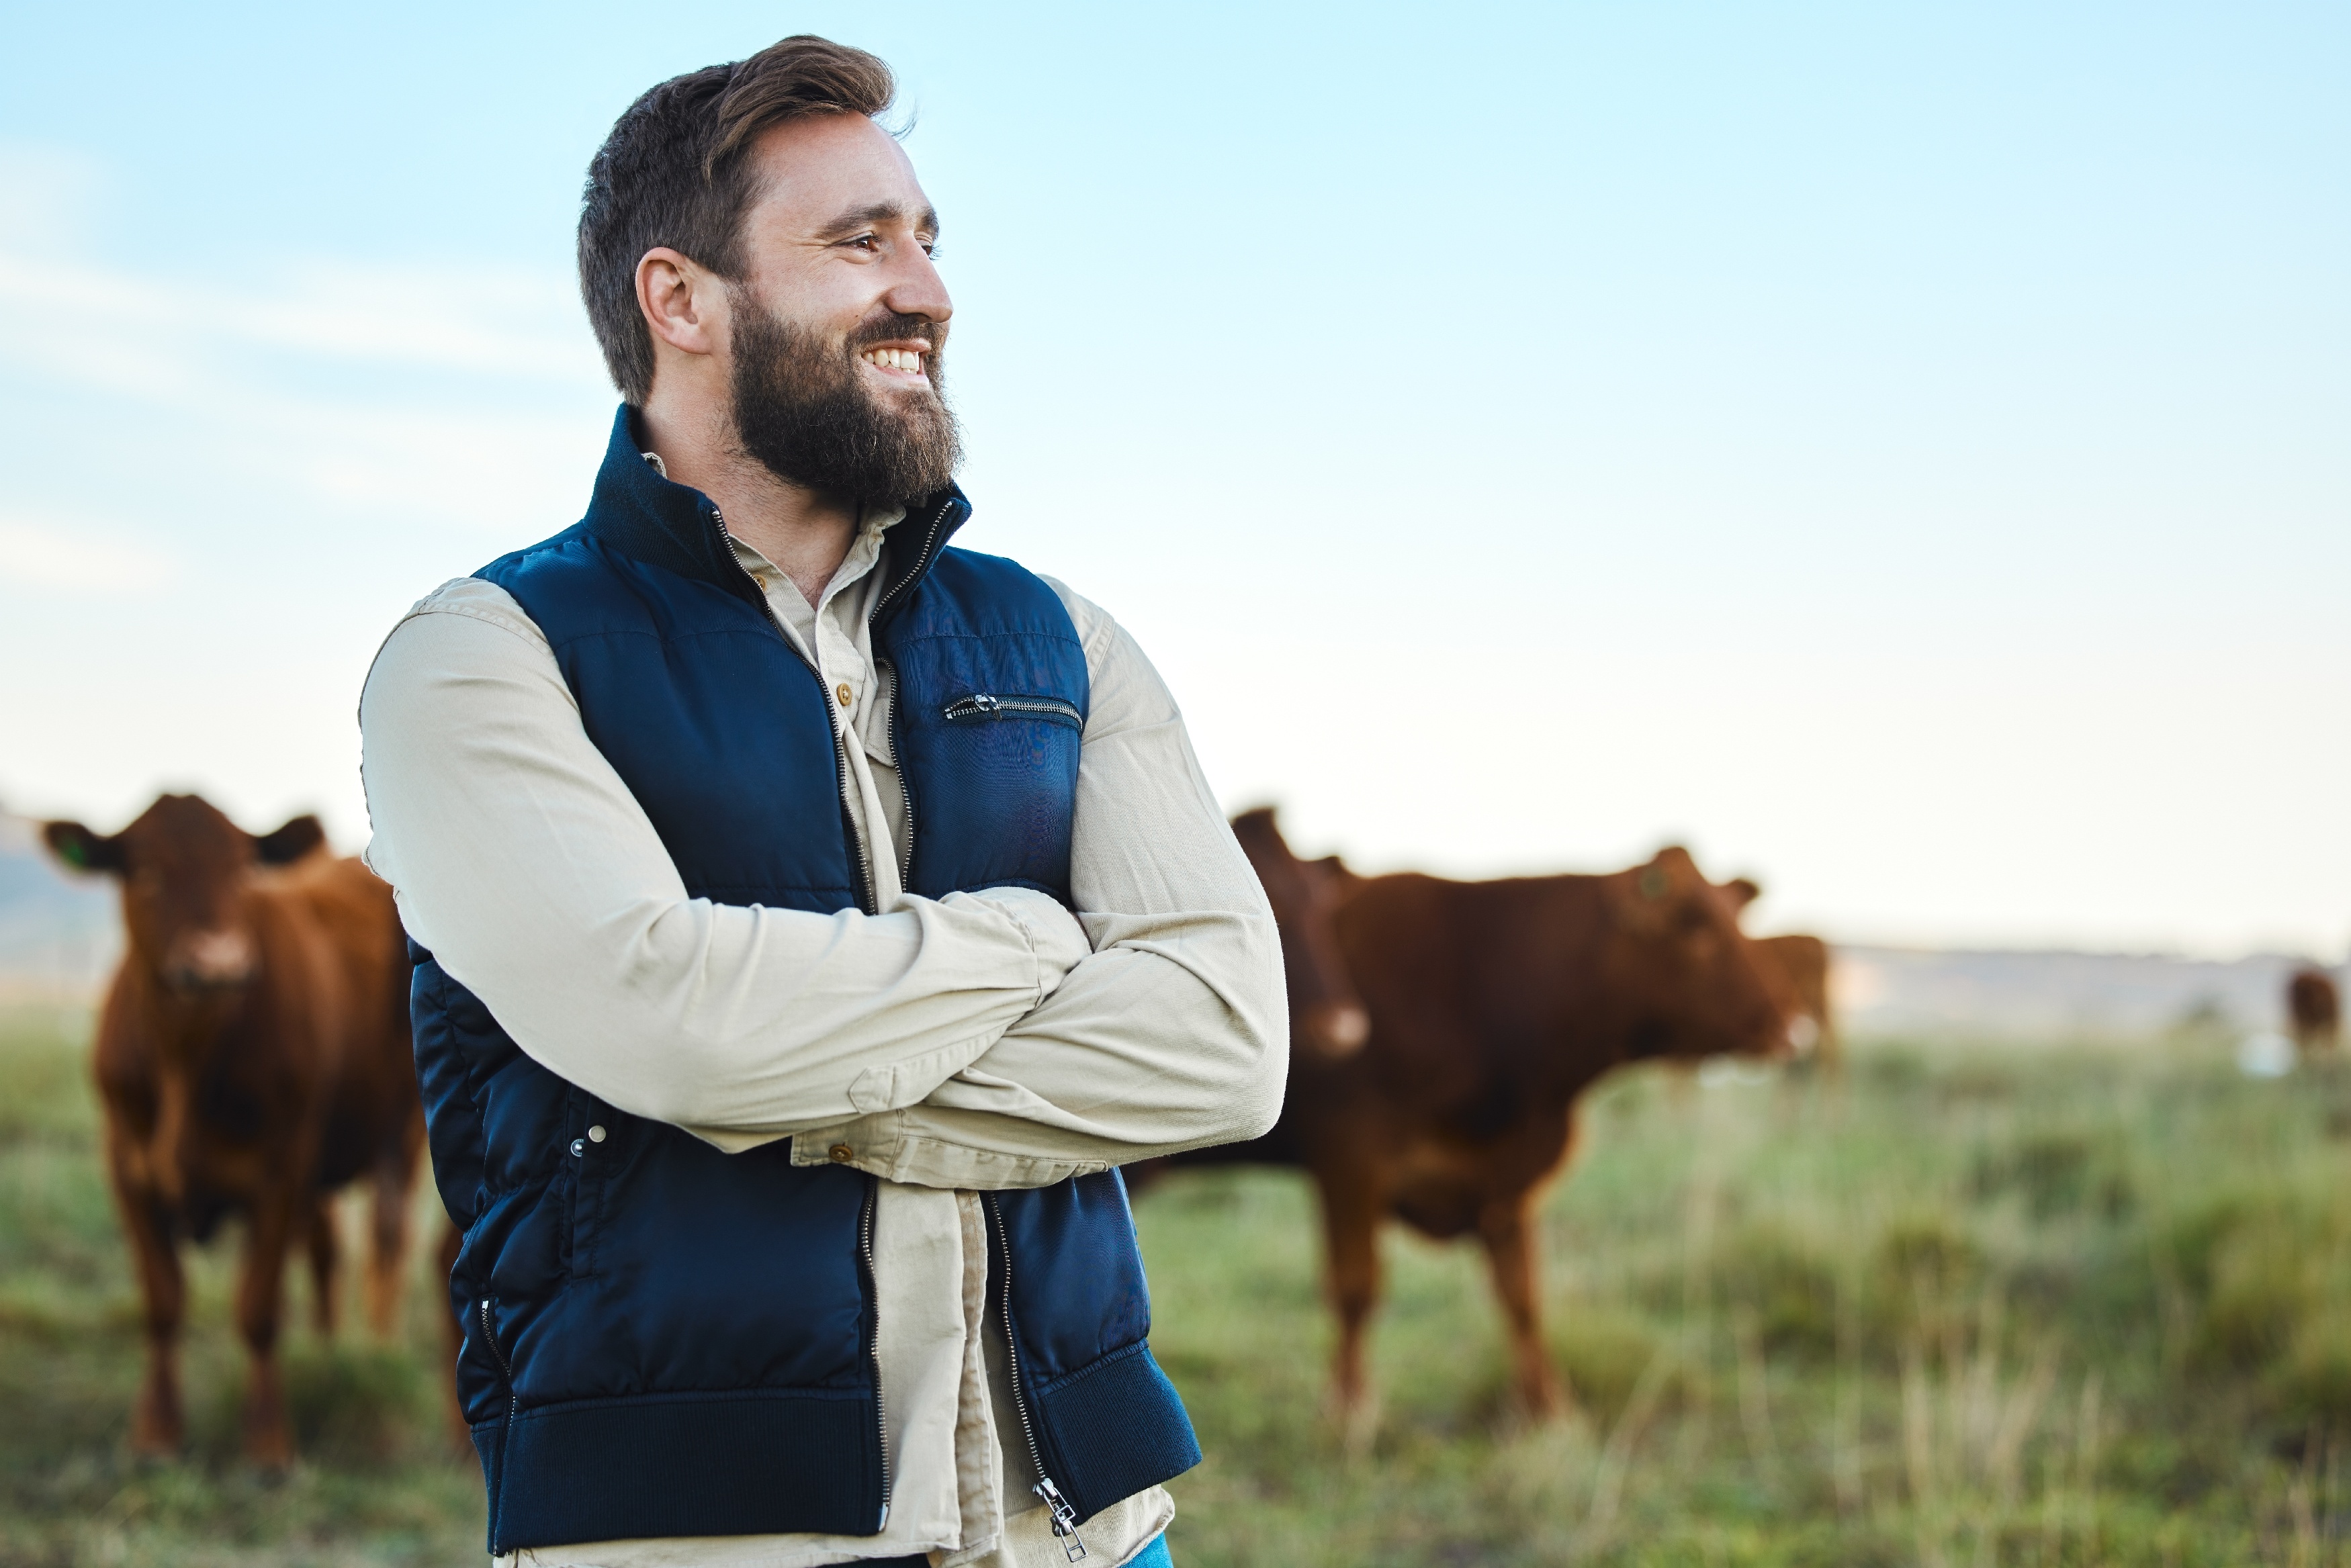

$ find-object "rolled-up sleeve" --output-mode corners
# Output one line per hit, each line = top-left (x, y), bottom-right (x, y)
(358, 578), (1093, 1153)
(793, 582), (1289, 1188)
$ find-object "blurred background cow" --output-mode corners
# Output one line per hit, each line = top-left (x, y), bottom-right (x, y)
(42, 794), (423, 1467)
(2288, 966), (2340, 1056)
(1139, 813), (1792, 1437)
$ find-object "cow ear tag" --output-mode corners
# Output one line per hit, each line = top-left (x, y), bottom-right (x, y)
(1639, 867), (1669, 901)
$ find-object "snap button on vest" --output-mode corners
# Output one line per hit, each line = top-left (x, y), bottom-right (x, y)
(569, 1138), (586, 1157)
(828, 1143), (854, 1164)
(588, 1124), (607, 1143)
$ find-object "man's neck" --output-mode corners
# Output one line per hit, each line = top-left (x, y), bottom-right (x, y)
(637, 399), (857, 607)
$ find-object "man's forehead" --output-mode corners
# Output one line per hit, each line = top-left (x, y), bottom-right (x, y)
(746, 114), (935, 233)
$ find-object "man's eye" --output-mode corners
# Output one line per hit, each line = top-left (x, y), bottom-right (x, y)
(848, 234), (880, 252)
(920, 240), (940, 259)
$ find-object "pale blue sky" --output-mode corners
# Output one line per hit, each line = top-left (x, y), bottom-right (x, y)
(1, 2), (2344, 953)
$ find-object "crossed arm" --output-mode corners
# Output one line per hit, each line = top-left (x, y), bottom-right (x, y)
(357, 576), (1286, 1189)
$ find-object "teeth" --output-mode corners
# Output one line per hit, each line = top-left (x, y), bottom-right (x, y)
(864, 348), (924, 373)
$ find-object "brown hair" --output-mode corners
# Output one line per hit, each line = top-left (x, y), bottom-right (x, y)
(578, 36), (897, 405)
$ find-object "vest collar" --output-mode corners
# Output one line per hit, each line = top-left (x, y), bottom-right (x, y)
(584, 404), (971, 628)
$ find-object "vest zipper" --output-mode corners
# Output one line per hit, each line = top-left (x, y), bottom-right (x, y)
(942, 694), (1083, 729)
(870, 493), (959, 625)
(869, 492), (957, 894)
(883, 670), (915, 889)
(479, 1296), (519, 1554)
(859, 1179), (891, 1528)
(984, 1195), (1087, 1561)
(708, 504), (878, 913)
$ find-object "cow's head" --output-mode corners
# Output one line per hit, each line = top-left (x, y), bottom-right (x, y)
(1232, 806), (1370, 1062)
(45, 795), (324, 995)
(1604, 846), (1790, 1063)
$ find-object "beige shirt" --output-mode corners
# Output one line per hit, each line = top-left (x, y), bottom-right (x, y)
(359, 500), (1284, 1568)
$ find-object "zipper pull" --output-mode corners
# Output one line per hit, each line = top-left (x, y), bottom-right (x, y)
(1034, 1477), (1087, 1561)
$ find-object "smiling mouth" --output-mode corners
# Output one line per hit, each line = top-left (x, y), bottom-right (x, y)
(860, 346), (928, 378)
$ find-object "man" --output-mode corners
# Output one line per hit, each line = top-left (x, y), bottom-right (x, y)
(360, 36), (1284, 1568)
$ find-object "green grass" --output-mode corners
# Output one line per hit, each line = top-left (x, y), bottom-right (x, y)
(3, 1007), (2350, 1564)
(0, 1007), (480, 1568)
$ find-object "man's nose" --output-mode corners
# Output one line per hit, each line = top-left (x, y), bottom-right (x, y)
(882, 250), (951, 326)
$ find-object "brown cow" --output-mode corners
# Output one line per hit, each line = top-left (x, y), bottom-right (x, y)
(44, 794), (424, 1467)
(1128, 810), (1367, 1188)
(1755, 933), (1836, 1068)
(2289, 967), (2341, 1055)
(1702, 882), (1834, 1069)
(1233, 808), (1368, 1064)
(1148, 836), (1788, 1430)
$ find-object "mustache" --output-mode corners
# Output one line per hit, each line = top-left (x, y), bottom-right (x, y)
(844, 312), (945, 355)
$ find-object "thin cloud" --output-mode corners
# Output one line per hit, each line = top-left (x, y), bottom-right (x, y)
(0, 250), (605, 387)
(0, 157), (616, 539)
(0, 515), (174, 595)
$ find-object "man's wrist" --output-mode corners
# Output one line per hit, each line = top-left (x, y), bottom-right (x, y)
(946, 886), (1091, 999)
(792, 1111), (1110, 1190)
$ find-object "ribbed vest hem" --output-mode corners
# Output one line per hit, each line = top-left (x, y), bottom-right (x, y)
(1032, 1342), (1203, 1524)
(473, 1387), (883, 1554)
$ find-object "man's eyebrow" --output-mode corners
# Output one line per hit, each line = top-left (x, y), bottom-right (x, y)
(817, 201), (941, 240)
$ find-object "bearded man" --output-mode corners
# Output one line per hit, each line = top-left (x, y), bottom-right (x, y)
(359, 36), (1284, 1568)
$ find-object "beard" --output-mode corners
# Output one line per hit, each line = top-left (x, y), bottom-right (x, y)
(727, 294), (961, 505)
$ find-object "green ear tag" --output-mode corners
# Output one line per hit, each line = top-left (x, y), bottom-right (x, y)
(58, 839), (85, 869)
(1640, 868), (1669, 901)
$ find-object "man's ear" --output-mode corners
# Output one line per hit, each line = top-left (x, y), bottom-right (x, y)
(253, 815), (326, 866)
(636, 246), (727, 359)
(44, 821), (124, 876)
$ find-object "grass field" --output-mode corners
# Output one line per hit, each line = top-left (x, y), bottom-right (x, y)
(3, 1005), (2349, 1566)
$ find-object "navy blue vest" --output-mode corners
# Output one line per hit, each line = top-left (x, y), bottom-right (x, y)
(411, 407), (1199, 1554)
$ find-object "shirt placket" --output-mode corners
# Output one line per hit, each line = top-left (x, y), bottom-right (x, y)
(818, 592), (905, 909)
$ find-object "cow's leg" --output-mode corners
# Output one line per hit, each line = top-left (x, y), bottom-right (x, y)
(234, 1195), (299, 1468)
(304, 1198), (341, 1337)
(114, 1176), (187, 1455)
(363, 1134), (421, 1338)
(1313, 1174), (1384, 1451)
(1478, 1195), (1563, 1420)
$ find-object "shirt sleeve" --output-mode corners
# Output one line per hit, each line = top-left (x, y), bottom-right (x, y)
(791, 582), (1290, 1188)
(358, 578), (1094, 1153)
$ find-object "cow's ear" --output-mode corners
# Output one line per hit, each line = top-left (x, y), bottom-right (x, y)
(1720, 877), (1763, 912)
(253, 815), (326, 866)
(44, 821), (124, 876)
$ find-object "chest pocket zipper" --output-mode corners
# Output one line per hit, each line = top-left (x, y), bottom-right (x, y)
(942, 694), (1082, 730)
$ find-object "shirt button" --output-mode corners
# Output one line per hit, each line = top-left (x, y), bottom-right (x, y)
(588, 1125), (607, 1143)
(828, 1143), (855, 1164)
(836, 682), (854, 707)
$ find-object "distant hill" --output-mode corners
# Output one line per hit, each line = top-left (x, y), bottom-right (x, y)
(0, 809), (118, 1001)
(1831, 943), (2331, 1040)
